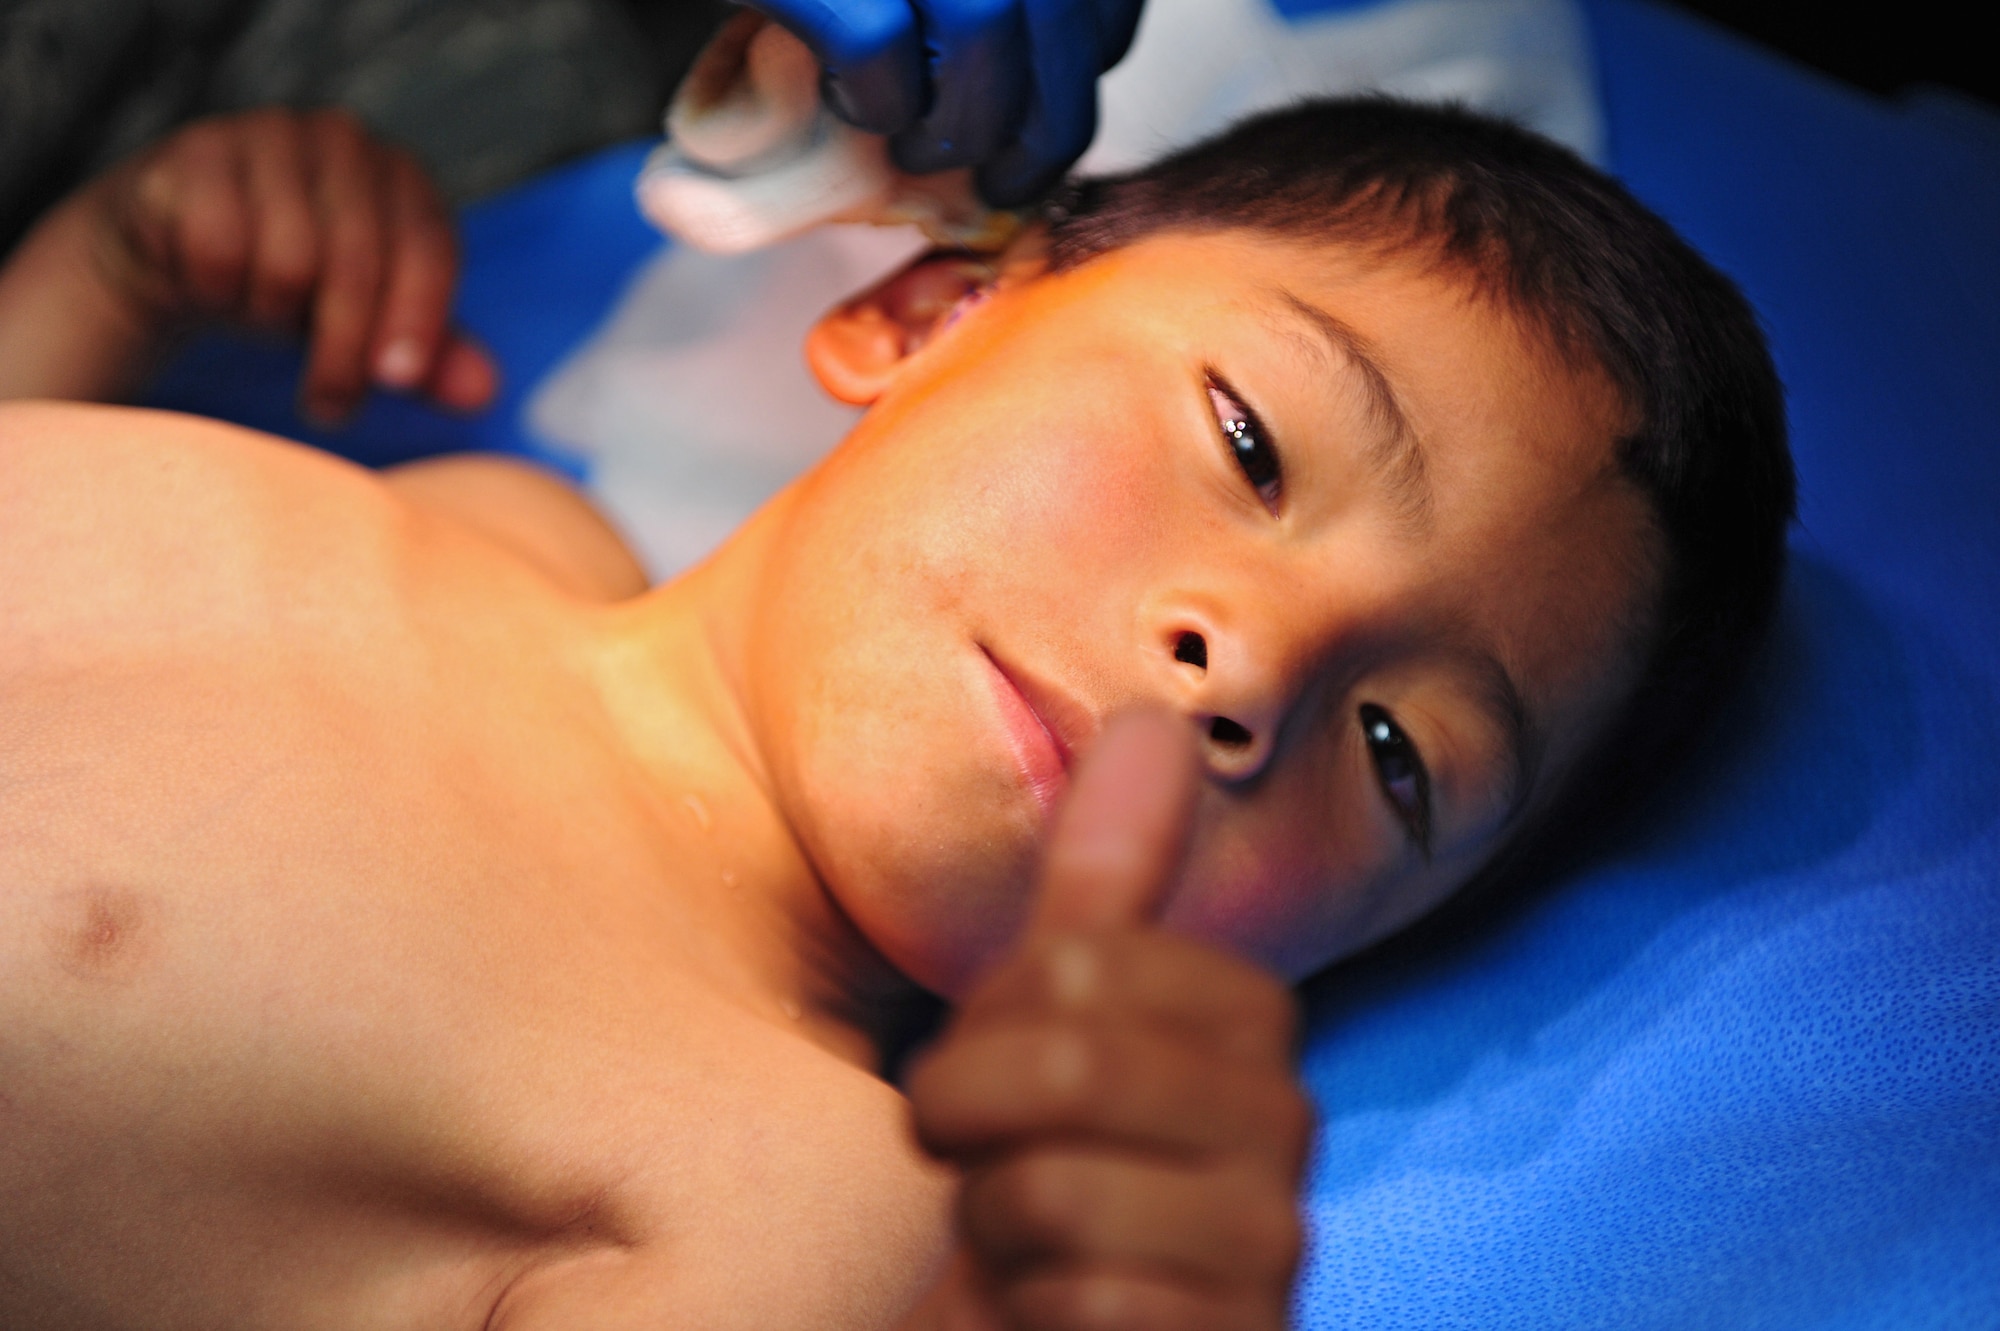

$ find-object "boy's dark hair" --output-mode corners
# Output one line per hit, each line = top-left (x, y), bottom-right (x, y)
(1045, 97), (1794, 875)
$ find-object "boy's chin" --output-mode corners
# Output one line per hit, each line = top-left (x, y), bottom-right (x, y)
(787, 747), (1047, 995)
(827, 840), (1041, 1001)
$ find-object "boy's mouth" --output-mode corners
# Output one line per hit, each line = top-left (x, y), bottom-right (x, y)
(978, 646), (1095, 820)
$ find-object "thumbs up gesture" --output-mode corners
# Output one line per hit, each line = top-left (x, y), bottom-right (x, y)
(903, 711), (1312, 1330)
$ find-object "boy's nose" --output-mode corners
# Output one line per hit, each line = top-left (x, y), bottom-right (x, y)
(1155, 615), (1290, 784)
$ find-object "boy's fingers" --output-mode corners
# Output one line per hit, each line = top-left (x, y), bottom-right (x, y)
(240, 111), (320, 331)
(900, 1252), (1010, 1331)
(301, 109), (388, 424)
(371, 150), (458, 394)
(908, 1021), (1314, 1177)
(1006, 1270), (1279, 1331)
(425, 333), (500, 414)
(153, 125), (251, 313)
(1031, 707), (1199, 937)
(957, 931), (1298, 1067)
(961, 1148), (1302, 1290)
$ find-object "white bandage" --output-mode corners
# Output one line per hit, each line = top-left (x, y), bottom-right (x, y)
(636, 13), (1018, 255)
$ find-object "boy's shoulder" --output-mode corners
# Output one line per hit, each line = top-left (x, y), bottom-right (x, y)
(0, 400), (411, 651)
(0, 401), (651, 626)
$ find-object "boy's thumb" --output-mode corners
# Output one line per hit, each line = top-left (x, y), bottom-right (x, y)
(1030, 707), (1201, 936)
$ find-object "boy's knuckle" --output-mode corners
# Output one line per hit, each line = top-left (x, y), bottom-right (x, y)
(1268, 1084), (1316, 1170)
(312, 106), (366, 138)
(1226, 1190), (1302, 1279)
(958, 949), (1030, 1016)
(1010, 1272), (1169, 1331)
(1027, 1024), (1102, 1115)
(1033, 934), (1105, 1011)
(258, 110), (309, 161)
(236, 106), (286, 137)
(308, 109), (370, 165)
(1271, 1206), (1305, 1280)
(130, 159), (180, 216)
(186, 221), (246, 270)
(1243, 980), (1298, 1049)
(327, 225), (384, 278)
(388, 147), (435, 193)
(266, 245), (317, 291)
(171, 119), (229, 158)
(405, 222), (457, 272)
(986, 1153), (1091, 1247)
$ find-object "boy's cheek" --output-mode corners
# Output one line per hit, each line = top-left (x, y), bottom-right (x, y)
(1162, 808), (1350, 979)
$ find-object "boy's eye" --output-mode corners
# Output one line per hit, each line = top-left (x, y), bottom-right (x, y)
(1208, 376), (1283, 513)
(1359, 703), (1432, 855)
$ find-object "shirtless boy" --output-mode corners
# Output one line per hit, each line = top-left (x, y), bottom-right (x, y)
(0, 98), (1791, 1329)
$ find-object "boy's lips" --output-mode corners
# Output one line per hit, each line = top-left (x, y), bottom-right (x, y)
(979, 646), (1097, 819)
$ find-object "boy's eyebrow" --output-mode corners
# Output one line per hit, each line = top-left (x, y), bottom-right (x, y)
(1270, 290), (1429, 527)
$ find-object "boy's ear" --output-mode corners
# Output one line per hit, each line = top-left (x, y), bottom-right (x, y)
(805, 238), (1045, 405)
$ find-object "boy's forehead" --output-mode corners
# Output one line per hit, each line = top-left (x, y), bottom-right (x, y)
(1061, 229), (1626, 472)
(1059, 226), (1480, 305)
(1047, 228), (1608, 426)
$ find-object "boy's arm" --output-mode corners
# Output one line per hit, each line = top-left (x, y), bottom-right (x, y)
(0, 184), (157, 405)
(0, 107), (494, 420)
(0, 109), (647, 603)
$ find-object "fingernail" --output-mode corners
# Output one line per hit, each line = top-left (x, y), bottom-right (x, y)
(1039, 1031), (1091, 1096)
(374, 337), (424, 389)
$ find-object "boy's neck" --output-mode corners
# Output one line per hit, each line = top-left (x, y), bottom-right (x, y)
(589, 492), (926, 1074)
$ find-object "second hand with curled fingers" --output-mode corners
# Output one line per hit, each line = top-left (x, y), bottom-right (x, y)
(902, 710), (1312, 1331)
(0, 107), (496, 422)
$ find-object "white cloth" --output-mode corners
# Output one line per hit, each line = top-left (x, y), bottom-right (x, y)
(529, 0), (1603, 578)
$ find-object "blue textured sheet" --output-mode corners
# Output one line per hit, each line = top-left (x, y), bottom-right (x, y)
(142, 1), (2000, 1323)
(1290, 2), (2000, 1325)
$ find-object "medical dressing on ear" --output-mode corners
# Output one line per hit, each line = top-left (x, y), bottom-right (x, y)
(636, 12), (1021, 256)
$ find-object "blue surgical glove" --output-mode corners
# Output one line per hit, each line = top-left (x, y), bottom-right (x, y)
(749, 0), (1146, 206)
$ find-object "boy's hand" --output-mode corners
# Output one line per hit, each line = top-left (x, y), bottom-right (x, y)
(85, 107), (496, 424)
(905, 711), (1311, 1330)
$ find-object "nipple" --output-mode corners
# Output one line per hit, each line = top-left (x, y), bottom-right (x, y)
(636, 12), (1022, 255)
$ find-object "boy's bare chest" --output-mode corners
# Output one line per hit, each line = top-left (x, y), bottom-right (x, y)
(0, 613), (947, 1328)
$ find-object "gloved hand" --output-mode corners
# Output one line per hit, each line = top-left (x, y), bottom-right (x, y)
(749, 0), (1146, 206)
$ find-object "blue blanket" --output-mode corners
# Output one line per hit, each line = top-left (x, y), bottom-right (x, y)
(1291, 3), (2000, 1325)
(144, 1), (2000, 1323)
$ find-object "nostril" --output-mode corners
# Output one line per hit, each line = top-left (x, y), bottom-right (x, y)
(1208, 716), (1252, 748)
(1174, 632), (1208, 670)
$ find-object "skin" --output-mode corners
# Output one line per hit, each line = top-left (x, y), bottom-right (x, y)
(0, 109), (1657, 1329)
